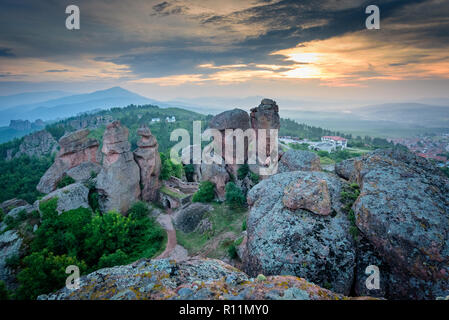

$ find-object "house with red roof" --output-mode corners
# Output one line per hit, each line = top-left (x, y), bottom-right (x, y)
(321, 136), (348, 149)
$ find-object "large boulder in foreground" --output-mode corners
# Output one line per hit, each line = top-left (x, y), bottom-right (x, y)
(243, 171), (356, 295)
(278, 149), (321, 173)
(38, 258), (359, 300)
(133, 126), (161, 202)
(37, 129), (100, 194)
(96, 121), (140, 214)
(336, 148), (449, 299)
(40, 183), (90, 214)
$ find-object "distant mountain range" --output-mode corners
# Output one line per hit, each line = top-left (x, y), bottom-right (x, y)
(0, 87), (448, 143)
(354, 103), (449, 128)
(0, 87), (154, 126)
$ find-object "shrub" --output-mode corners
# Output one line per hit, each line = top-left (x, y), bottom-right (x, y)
(237, 164), (249, 180)
(56, 175), (76, 189)
(192, 181), (216, 203)
(16, 249), (87, 300)
(249, 172), (259, 184)
(127, 201), (150, 220)
(160, 152), (184, 180)
(228, 244), (238, 259)
(98, 249), (129, 269)
(0, 281), (9, 300)
(5, 254), (21, 270)
(225, 182), (246, 209)
(0, 208), (4, 223)
(184, 164), (195, 182)
(242, 219), (247, 231)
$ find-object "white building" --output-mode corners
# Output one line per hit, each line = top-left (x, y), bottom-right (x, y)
(151, 118), (161, 123)
(311, 142), (336, 153)
(166, 116), (176, 123)
(321, 136), (348, 149)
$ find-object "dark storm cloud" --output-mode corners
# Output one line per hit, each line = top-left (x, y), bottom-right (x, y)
(0, 0), (447, 79)
(0, 47), (14, 57)
(107, 0), (433, 77)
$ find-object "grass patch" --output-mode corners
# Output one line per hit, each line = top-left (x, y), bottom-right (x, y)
(160, 186), (187, 199)
(176, 203), (247, 258)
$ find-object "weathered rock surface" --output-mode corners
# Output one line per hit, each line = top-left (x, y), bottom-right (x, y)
(0, 230), (23, 290)
(96, 121), (140, 214)
(133, 126), (161, 202)
(38, 258), (357, 300)
(173, 203), (212, 233)
(37, 129), (100, 194)
(278, 149), (321, 173)
(244, 171), (355, 295)
(199, 163), (230, 200)
(1, 199), (29, 214)
(13, 130), (57, 159)
(209, 108), (250, 131)
(40, 183), (90, 214)
(250, 99), (280, 132)
(336, 148), (449, 299)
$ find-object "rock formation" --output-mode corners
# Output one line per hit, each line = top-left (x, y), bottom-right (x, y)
(0, 230), (23, 290)
(199, 162), (230, 200)
(38, 258), (364, 300)
(12, 130), (57, 159)
(96, 121), (141, 214)
(133, 125), (161, 202)
(336, 148), (449, 299)
(243, 171), (356, 295)
(40, 183), (90, 215)
(250, 99), (280, 161)
(37, 129), (101, 194)
(278, 149), (321, 173)
(0, 199), (29, 214)
(173, 203), (212, 233)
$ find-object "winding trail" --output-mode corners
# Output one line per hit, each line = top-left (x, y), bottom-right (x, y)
(155, 210), (188, 261)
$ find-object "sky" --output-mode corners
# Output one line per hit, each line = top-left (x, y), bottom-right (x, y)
(0, 0), (448, 103)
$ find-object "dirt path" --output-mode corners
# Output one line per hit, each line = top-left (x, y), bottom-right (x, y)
(155, 213), (177, 259)
(155, 211), (189, 261)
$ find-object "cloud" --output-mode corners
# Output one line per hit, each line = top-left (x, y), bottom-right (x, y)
(0, 47), (14, 57)
(0, 0), (448, 90)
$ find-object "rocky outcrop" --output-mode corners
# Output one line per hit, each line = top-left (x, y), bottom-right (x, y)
(133, 126), (161, 202)
(37, 129), (100, 194)
(96, 121), (140, 214)
(173, 203), (212, 233)
(278, 149), (321, 173)
(336, 148), (449, 299)
(244, 171), (356, 295)
(13, 130), (57, 159)
(199, 163), (230, 200)
(9, 119), (44, 131)
(38, 258), (360, 300)
(40, 183), (90, 214)
(0, 230), (23, 290)
(0, 199), (29, 214)
(209, 108), (250, 131)
(250, 99), (280, 161)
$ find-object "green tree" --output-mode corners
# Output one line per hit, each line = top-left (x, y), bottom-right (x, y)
(225, 182), (246, 209)
(98, 249), (129, 269)
(0, 281), (10, 300)
(192, 181), (216, 203)
(237, 164), (249, 180)
(16, 249), (87, 300)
